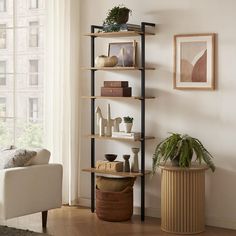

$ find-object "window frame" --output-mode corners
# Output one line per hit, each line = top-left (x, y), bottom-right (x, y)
(0, 0), (6, 12)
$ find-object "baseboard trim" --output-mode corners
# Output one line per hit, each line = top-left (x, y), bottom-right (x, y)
(205, 216), (236, 230)
(78, 197), (90, 208)
(78, 197), (236, 230)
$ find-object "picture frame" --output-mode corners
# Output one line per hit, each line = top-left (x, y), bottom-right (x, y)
(108, 41), (137, 67)
(174, 34), (215, 90)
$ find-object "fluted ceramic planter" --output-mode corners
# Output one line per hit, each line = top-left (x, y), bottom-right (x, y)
(160, 164), (209, 234)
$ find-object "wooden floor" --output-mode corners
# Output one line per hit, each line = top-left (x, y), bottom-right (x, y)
(1, 206), (236, 236)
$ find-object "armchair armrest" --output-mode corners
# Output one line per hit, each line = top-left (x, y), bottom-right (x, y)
(0, 164), (62, 220)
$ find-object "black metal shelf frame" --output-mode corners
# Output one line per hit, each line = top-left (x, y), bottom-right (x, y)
(89, 22), (155, 221)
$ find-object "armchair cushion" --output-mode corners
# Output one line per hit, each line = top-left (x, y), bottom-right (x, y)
(25, 148), (51, 166)
(0, 149), (36, 170)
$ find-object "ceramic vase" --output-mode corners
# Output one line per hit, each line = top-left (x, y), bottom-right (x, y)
(131, 148), (140, 172)
(123, 155), (131, 172)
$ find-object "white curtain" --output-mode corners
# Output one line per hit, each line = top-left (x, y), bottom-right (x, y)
(44, 0), (80, 205)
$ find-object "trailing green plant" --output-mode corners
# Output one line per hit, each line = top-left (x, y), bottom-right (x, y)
(123, 116), (133, 123)
(104, 5), (132, 25)
(152, 133), (215, 173)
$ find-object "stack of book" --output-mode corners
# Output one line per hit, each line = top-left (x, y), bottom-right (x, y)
(112, 131), (141, 140)
(120, 24), (142, 32)
(102, 24), (154, 34)
(101, 81), (132, 97)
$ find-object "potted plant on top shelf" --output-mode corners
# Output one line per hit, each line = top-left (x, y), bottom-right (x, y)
(103, 5), (132, 32)
(152, 133), (216, 173)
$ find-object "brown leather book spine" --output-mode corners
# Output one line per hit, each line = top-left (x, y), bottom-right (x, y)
(101, 87), (132, 97)
(104, 81), (129, 88)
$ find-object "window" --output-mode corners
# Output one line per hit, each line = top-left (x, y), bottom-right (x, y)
(29, 21), (39, 47)
(0, 24), (6, 49)
(0, 97), (6, 121)
(0, 0), (6, 12)
(29, 98), (38, 122)
(29, 0), (38, 9)
(29, 59), (39, 86)
(0, 1), (45, 148)
(0, 61), (6, 85)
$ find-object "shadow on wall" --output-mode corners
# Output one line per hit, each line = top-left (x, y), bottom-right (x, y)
(205, 165), (236, 220)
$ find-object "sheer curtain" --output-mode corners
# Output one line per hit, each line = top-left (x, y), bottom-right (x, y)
(44, 0), (80, 205)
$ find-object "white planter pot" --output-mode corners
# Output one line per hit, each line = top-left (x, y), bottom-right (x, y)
(124, 122), (133, 133)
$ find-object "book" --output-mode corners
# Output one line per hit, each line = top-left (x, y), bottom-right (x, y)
(104, 81), (129, 88)
(112, 131), (141, 140)
(101, 87), (132, 97)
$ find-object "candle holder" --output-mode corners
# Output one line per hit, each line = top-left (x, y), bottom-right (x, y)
(123, 154), (131, 172)
(131, 148), (140, 172)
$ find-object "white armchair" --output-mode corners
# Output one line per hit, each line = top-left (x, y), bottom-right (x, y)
(0, 164), (62, 228)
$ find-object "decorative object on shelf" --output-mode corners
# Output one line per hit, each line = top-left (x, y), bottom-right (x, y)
(108, 41), (137, 67)
(174, 34), (215, 90)
(101, 80), (132, 97)
(131, 147), (140, 172)
(95, 55), (118, 67)
(152, 133), (215, 173)
(95, 104), (122, 136)
(96, 160), (123, 172)
(112, 131), (141, 140)
(101, 87), (132, 97)
(123, 116), (133, 133)
(123, 154), (131, 172)
(105, 154), (117, 162)
(104, 81), (128, 88)
(103, 5), (132, 32)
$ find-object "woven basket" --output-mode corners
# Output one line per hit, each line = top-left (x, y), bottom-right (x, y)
(96, 187), (133, 222)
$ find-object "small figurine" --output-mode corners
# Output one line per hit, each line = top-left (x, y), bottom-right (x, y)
(95, 104), (122, 137)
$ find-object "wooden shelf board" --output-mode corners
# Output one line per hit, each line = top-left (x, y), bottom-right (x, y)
(84, 31), (155, 38)
(81, 66), (155, 71)
(82, 168), (151, 177)
(81, 96), (155, 100)
(86, 134), (155, 142)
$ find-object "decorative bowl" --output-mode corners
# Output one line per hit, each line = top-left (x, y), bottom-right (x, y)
(95, 55), (118, 67)
(105, 154), (117, 162)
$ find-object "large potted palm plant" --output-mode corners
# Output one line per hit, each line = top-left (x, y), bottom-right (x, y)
(153, 133), (215, 234)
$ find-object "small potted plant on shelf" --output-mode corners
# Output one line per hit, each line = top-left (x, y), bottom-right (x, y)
(152, 133), (216, 173)
(103, 5), (132, 32)
(123, 116), (133, 133)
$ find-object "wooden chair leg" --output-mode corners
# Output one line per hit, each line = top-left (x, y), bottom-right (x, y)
(42, 211), (48, 228)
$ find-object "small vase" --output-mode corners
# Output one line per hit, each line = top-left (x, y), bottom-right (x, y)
(131, 148), (140, 172)
(124, 122), (133, 133)
(123, 155), (130, 172)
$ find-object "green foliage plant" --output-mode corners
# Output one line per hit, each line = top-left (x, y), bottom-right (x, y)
(152, 133), (215, 173)
(123, 116), (133, 123)
(104, 5), (132, 25)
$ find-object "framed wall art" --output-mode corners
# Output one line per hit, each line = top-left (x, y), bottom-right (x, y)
(108, 41), (137, 67)
(174, 34), (215, 90)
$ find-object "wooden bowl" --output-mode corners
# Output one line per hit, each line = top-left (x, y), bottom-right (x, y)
(105, 154), (117, 162)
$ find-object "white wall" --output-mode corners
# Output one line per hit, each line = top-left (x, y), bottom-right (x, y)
(79, 0), (236, 230)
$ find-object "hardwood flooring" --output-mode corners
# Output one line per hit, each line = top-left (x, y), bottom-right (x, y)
(1, 206), (236, 236)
